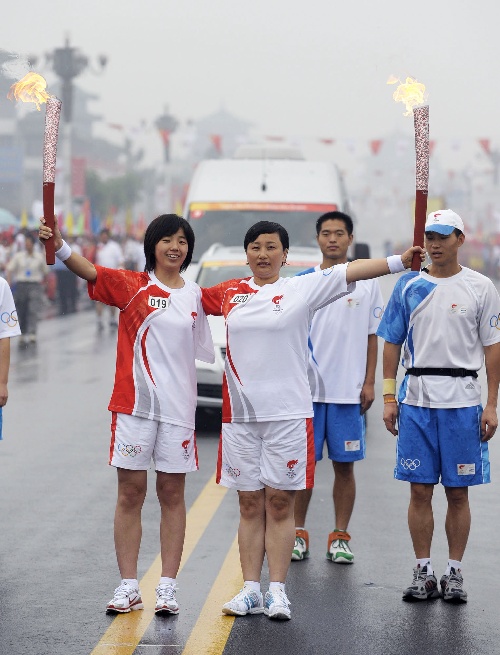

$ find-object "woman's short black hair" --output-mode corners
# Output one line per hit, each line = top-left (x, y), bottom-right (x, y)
(143, 214), (195, 273)
(244, 221), (289, 251)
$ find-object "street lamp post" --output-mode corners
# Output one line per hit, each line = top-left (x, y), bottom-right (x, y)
(155, 108), (178, 212)
(41, 38), (107, 222)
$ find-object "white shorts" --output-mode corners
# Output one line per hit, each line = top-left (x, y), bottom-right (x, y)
(217, 418), (315, 491)
(110, 412), (198, 473)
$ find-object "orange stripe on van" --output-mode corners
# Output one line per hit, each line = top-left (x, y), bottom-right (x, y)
(190, 201), (337, 212)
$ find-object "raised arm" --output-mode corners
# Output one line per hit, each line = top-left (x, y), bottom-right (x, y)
(346, 246), (424, 284)
(39, 218), (97, 283)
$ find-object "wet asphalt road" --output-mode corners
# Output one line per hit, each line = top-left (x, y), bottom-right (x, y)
(1, 275), (500, 655)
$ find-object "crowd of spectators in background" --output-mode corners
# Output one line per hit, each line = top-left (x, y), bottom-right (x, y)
(0, 227), (145, 344)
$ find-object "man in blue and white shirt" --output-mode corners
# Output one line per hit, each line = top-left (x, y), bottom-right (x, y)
(378, 209), (500, 604)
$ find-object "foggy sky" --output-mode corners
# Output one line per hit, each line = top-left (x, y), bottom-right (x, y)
(1, 0), (499, 164)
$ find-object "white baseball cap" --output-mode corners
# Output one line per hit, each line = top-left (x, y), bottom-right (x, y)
(424, 209), (464, 235)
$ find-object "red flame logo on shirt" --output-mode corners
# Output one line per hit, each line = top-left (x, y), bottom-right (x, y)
(191, 312), (197, 329)
(182, 439), (190, 451)
(287, 459), (299, 469)
(272, 295), (283, 305)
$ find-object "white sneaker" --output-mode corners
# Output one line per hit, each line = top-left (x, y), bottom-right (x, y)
(222, 588), (264, 616)
(264, 589), (291, 620)
(106, 581), (144, 614)
(155, 583), (179, 615)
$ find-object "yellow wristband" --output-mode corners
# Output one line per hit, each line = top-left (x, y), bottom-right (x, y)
(383, 378), (397, 395)
(384, 398), (398, 404)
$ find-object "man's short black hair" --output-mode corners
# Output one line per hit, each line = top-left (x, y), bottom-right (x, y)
(144, 214), (194, 273)
(244, 221), (289, 251)
(316, 211), (353, 236)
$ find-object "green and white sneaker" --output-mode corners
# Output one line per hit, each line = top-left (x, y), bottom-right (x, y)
(292, 529), (309, 561)
(326, 530), (354, 564)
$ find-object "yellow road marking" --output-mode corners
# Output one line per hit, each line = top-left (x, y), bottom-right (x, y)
(91, 473), (228, 655)
(182, 534), (242, 655)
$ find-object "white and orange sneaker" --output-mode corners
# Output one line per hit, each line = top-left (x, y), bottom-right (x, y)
(106, 581), (144, 614)
(326, 530), (354, 564)
(292, 528), (310, 561)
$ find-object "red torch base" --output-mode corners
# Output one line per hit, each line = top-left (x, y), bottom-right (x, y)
(412, 188), (428, 271)
(42, 182), (56, 265)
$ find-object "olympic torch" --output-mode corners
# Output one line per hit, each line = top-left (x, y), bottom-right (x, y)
(8, 72), (62, 264)
(388, 76), (429, 271)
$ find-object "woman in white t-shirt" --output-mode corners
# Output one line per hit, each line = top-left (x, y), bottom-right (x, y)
(39, 214), (214, 617)
(202, 220), (423, 621)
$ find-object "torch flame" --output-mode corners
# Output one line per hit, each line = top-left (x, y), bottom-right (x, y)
(7, 72), (52, 110)
(388, 76), (426, 116)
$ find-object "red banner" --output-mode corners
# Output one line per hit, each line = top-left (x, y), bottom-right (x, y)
(210, 134), (222, 153)
(159, 129), (170, 146)
(71, 157), (86, 197)
(479, 139), (491, 155)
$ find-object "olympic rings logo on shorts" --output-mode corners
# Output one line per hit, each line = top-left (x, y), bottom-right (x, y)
(118, 444), (142, 457)
(373, 306), (385, 319)
(225, 465), (240, 478)
(1, 310), (18, 327)
(400, 458), (420, 471)
(490, 313), (500, 330)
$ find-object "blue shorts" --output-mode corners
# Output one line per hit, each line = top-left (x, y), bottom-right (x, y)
(396, 404), (490, 487)
(313, 402), (366, 462)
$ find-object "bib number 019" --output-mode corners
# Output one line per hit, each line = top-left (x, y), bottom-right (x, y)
(148, 296), (169, 310)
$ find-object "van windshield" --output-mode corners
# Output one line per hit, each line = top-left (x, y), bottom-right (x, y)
(187, 204), (336, 260)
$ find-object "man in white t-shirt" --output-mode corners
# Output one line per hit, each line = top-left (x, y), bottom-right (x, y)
(292, 211), (383, 565)
(95, 228), (124, 329)
(378, 209), (500, 604)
